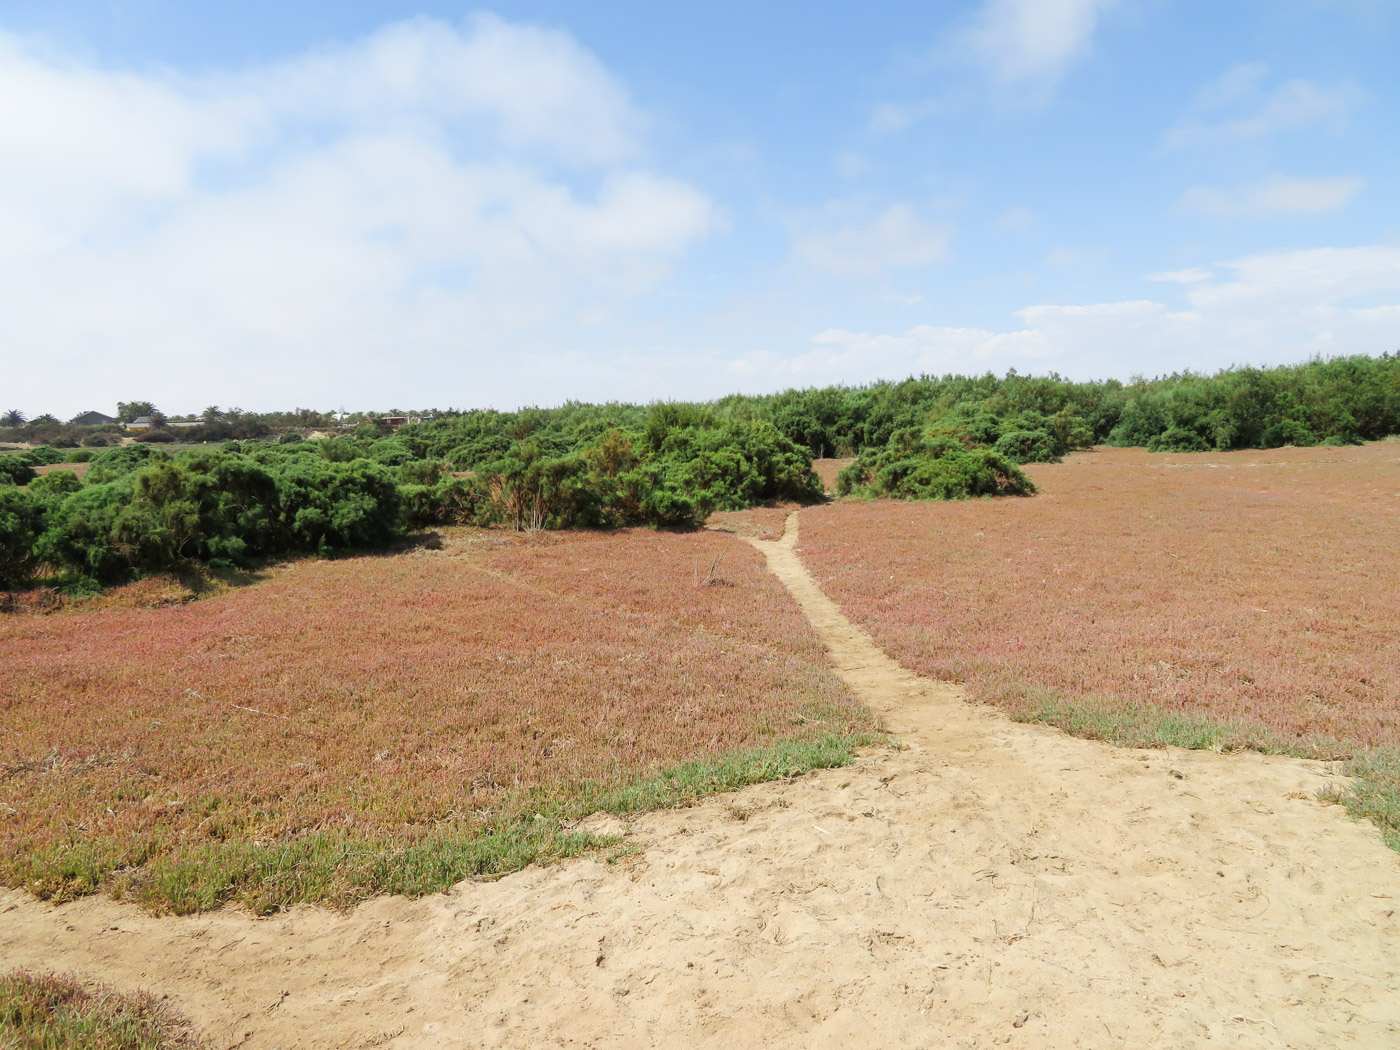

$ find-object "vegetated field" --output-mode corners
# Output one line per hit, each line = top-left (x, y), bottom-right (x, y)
(0, 967), (207, 1050)
(0, 528), (877, 914)
(800, 444), (1400, 754)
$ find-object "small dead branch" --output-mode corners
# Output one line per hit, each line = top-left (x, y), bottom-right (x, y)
(694, 550), (726, 587)
(228, 702), (289, 720)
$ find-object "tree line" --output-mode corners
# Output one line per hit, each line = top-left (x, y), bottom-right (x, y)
(3, 354), (1396, 591)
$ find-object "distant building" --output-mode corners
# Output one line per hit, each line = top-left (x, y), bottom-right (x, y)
(125, 416), (154, 431)
(69, 410), (117, 426)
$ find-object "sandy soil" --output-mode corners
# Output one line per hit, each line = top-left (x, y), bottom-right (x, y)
(3, 513), (1399, 1048)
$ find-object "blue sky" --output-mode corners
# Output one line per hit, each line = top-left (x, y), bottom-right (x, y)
(3, 0), (1397, 416)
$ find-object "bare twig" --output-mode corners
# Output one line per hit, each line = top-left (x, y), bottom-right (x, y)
(228, 702), (289, 720)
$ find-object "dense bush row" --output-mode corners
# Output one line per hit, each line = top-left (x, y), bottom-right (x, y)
(0, 415), (821, 590)
(4, 353), (1395, 591)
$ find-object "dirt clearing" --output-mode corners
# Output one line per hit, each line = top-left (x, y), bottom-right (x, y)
(3, 514), (1398, 1048)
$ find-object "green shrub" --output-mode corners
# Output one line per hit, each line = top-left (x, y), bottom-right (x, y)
(27, 470), (83, 502)
(1146, 426), (1210, 453)
(0, 488), (46, 587)
(35, 483), (133, 584)
(26, 446), (66, 466)
(65, 449), (94, 463)
(0, 456), (38, 486)
(993, 429), (1059, 464)
(837, 428), (1035, 500)
(85, 444), (168, 484)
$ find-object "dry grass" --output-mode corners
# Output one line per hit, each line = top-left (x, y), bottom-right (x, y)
(705, 505), (797, 541)
(0, 527), (877, 913)
(800, 444), (1400, 843)
(34, 462), (90, 480)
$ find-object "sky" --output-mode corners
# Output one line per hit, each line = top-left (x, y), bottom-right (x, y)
(2, 0), (1398, 417)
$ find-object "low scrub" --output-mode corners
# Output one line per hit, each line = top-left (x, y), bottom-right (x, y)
(1, 528), (879, 912)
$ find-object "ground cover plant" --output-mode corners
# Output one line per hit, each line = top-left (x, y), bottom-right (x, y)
(799, 443), (1400, 846)
(0, 527), (878, 913)
(0, 969), (207, 1050)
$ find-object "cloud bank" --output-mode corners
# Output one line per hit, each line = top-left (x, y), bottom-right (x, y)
(2, 16), (717, 415)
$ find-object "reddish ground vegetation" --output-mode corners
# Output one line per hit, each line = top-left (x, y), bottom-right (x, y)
(0, 528), (872, 909)
(811, 458), (853, 493)
(799, 444), (1400, 752)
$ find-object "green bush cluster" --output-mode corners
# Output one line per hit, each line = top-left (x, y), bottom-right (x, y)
(836, 428), (1036, 500)
(0, 413), (820, 591)
(405, 418), (821, 531)
(1105, 357), (1399, 451)
(4, 445), (402, 589)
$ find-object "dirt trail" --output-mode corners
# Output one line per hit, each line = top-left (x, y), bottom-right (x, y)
(4, 513), (1400, 1048)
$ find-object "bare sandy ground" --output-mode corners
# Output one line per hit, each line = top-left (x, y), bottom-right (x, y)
(3, 513), (1399, 1048)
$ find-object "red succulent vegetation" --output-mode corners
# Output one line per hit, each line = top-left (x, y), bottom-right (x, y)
(0, 528), (874, 911)
(799, 444), (1400, 752)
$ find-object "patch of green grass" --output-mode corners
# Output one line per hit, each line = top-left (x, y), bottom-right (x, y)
(0, 969), (207, 1050)
(12, 731), (886, 915)
(1328, 749), (1400, 853)
(1012, 689), (1400, 853)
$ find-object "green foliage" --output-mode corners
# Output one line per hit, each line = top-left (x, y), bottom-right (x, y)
(0, 488), (46, 587)
(34, 483), (134, 584)
(5, 353), (1396, 589)
(26, 470), (83, 502)
(25, 446), (66, 465)
(85, 444), (168, 484)
(1146, 426), (1211, 453)
(66, 449), (94, 463)
(270, 457), (403, 552)
(0, 456), (38, 486)
(837, 427), (1036, 500)
(1105, 356), (1400, 451)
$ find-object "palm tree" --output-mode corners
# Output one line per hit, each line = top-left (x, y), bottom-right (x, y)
(30, 413), (58, 426)
(1, 409), (25, 428)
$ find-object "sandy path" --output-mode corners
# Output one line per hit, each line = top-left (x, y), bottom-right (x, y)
(4, 513), (1400, 1048)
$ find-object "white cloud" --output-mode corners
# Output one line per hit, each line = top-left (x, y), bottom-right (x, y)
(960, 0), (1118, 93)
(868, 98), (944, 135)
(1165, 70), (1362, 148)
(1177, 175), (1364, 217)
(793, 204), (954, 277)
(834, 150), (872, 178)
(1147, 267), (1214, 284)
(1046, 245), (1107, 266)
(1, 18), (718, 416)
(995, 206), (1036, 234)
(765, 245), (1400, 387)
(1191, 62), (1269, 111)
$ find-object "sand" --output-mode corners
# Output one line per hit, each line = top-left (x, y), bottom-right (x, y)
(3, 512), (1398, 1048)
